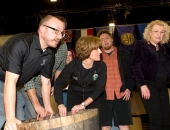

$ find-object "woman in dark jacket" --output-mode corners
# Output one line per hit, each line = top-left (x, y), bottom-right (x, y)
(54, 35), (106, 117)
(131, 20), (170, 130)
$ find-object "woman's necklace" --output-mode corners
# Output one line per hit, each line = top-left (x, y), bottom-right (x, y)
(155, 44), (159, 51)
(154, 44), (159, 51)
(151, 42), (159, 51)
(82, 61), (93, 69)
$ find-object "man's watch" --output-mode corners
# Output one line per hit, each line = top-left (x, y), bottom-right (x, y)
(81, 102), (86, 109)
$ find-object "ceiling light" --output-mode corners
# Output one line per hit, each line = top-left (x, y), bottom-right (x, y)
(109, 23), (115, 26)
(50, 0), (57, 2)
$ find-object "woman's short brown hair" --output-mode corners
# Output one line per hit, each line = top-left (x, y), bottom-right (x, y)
(143, 20), (170, 44)
(75, 35), (101, 60)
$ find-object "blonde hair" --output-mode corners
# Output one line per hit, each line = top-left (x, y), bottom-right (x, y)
(143, 20), (170, 44)
(75, 35), (101, 60)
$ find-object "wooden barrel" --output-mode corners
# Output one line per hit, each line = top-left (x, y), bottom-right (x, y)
(17, 108), (99, 130)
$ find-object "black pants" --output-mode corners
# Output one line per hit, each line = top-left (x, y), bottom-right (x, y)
(138, 77), (170, 130)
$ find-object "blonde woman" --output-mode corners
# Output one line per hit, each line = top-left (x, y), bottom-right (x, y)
(131, 20), (170, 130)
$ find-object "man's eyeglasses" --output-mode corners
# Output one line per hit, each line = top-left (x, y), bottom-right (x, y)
(43, 25), (65, 38)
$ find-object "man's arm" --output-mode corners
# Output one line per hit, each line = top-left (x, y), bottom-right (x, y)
(54, 70), (62, 81)
(4, 71), (21, 129)
(26, 88), (46, 120)
(41, 75), (54, 117)
(53, 43), (67, 82)
(50, 70), (62, 96)
(23, 76), (46, 120)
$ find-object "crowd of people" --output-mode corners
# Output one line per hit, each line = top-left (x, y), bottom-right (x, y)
(0, 14), (170, 130)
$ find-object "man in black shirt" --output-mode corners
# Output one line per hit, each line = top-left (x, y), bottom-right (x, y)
(0, 15), (67, 130)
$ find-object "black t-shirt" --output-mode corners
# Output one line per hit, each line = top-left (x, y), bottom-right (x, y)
(79, 64), (96, 86)
(0, 33), (55, 86)
(157, 49), (167, 79)
(54, 58), (107, 105)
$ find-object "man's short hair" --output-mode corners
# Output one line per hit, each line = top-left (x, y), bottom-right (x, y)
(97, 29), (112, 38)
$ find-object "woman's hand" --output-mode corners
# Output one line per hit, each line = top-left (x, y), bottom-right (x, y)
(58, 104), (67, 117)
(141, 85), (150, 99)
(71, 104), (85, 114)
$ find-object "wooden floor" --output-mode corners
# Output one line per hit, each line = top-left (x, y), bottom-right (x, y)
(142, 123), (149, 130)
(129, 115), (149, 130)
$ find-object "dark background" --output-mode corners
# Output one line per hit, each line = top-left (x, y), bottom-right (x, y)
(0, 0), (170, 35)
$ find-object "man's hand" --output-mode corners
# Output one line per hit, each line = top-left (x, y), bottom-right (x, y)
(45, 106), (55, 119)
(34, 104), (46, 120)
(122, 88), (131, 101)
(58, 104), (67, 117)
(35, 105), (54, 120)
(141, 85), (150, 99)
(4, 117), (21, 130)
(26, 88), (47, 120)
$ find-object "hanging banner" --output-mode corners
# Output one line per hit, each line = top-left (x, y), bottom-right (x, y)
(62, 30), (73, 49)
(116, 24), (136, 53)
(75, 28), (93, 41)
(137, 23), (147, 40)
